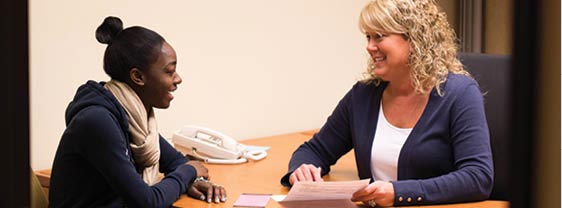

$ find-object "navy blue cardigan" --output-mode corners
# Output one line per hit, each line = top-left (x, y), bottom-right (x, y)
(49, 81), (197, 208)
(281, 74), (493, 206)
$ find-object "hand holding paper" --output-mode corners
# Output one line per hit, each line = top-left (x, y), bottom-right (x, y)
(351, 180), (395, 207)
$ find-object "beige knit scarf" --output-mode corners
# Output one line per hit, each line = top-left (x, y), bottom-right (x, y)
(104, 80), (160, 185)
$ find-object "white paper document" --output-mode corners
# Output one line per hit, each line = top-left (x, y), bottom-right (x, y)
(282, 179), (370, 202)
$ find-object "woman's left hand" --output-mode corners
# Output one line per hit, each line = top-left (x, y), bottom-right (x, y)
(187, 180), (227, 203)
(351, 180), (394, 207)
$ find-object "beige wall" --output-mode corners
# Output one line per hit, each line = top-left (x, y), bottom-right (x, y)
(535, 0), (561, 207)
(30, 0), (371, 170)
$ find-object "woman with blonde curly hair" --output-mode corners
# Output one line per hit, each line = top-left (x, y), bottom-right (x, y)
(280, 0), (493, 207)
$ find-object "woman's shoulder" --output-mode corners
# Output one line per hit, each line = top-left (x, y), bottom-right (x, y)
(437, 73), (483, 104)
(443, 73), (479, 92)
(334, 81), (385, 107)
(350, 80), (386, 94)
(66, 80), (128, 127)
(69, 105), (120, 130)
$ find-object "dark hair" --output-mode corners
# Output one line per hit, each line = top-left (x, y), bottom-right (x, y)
(95, 16), (165, 82)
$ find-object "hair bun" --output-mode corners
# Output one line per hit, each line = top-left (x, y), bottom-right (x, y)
(95, 16), (123, 44)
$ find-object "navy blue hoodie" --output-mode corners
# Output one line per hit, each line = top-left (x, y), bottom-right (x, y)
(49, 81), (197, 208)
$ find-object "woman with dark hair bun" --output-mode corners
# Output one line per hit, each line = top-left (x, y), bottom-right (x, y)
(49, 16), (227, 207)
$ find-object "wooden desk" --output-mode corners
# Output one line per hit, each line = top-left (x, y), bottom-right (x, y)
(172, 130), (508, 208)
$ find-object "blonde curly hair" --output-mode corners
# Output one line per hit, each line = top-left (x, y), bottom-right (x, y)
(359, 0), (470, 95)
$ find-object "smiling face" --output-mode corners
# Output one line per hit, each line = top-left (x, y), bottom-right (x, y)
(135, 41), (182, 110)
(366, 32), (411, 82)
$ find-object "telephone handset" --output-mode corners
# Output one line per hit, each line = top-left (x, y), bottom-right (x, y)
(172, 125), (267, 164)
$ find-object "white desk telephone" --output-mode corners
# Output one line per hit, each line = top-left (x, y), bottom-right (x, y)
(172, 126), (267, 164)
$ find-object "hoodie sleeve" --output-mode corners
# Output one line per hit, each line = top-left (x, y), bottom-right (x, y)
(75, 106), (197, 208)
(158, 135), (190, 175)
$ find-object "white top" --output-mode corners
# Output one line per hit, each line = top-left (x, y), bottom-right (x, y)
(371, 102), (412, 181)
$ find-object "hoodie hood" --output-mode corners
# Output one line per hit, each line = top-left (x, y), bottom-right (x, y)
(65, 80), (129, 131)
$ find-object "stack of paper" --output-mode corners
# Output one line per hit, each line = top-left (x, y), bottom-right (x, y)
(272, 179), (370, 208)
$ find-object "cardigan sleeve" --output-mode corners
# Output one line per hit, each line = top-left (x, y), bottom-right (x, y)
(77, 107), (197, 208)
(280, 85), (356, 186)
(392, 83), (494, 205)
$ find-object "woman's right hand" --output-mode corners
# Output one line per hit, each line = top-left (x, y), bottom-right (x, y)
(187, 161), (209, 178)
(289, 164), (323, 185)
(187, 180), (227, 203)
